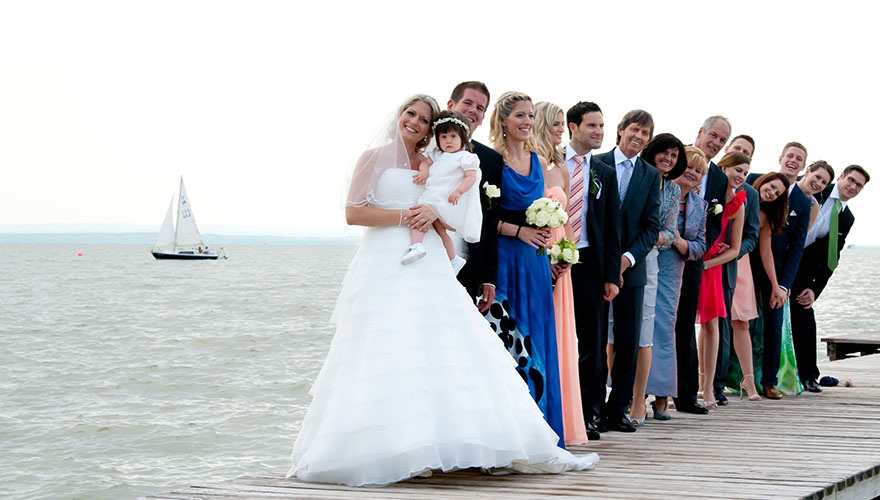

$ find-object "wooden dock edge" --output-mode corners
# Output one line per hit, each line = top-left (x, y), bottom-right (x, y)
(144, 354), (880, 500)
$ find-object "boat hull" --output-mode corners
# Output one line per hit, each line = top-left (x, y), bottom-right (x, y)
(151, 251), (219, 260)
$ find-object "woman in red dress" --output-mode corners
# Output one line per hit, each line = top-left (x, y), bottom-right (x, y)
(696, 152), (749, 408)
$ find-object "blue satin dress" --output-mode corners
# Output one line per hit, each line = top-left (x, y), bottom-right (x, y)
(494, 152), (564, 445)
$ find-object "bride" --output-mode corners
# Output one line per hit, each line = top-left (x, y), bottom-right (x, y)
(287, 94), (598, 486)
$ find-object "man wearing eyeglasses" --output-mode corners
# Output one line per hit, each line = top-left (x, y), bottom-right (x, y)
(790, 165), (870, 393)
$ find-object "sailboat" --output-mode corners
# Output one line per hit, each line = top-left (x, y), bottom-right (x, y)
(151, 177), (224, 260)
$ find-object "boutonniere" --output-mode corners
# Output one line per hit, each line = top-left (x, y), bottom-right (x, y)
(588, 167), (602, 199)
(483, 182), (500, 209)
(708, 198), (723, 215)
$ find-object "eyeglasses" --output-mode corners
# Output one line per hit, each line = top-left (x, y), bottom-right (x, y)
(845, 175), (865, 190)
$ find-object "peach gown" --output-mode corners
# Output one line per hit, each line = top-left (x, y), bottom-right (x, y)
(546, 185), (588, 446)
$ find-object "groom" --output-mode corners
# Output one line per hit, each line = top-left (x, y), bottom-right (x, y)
(449, 81), (504, 313)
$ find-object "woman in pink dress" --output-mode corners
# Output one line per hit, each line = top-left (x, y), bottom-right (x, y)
(696, 152), (749, 408)
(532, 101), (588, 445)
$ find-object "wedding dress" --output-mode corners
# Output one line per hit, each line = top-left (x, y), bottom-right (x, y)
(288, 168), (598, 486)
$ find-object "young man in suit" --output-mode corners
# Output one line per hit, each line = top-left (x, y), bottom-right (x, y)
(746, 141), (811, 399)
(713, 134), (760, 405)
(673, 116), (730, 414)
(791, 165), (869, 392)
(564, 102), (621, 440)
(593, 110), (660, 432)
(448, 81), (504, 313)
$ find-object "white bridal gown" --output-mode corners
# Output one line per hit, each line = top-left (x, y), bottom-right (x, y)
(288, 168), (598, 486)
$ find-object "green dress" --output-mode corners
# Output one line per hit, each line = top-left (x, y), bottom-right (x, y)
(726, 301), (803, 396)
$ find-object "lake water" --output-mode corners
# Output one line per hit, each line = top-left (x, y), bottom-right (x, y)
(1, 244), (877, 499)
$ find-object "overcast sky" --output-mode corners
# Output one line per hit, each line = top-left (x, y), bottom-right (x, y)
(1, 1), (877, 244)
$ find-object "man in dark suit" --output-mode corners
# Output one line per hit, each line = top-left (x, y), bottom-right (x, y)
(448, 81), (503, 313)
(791, 165), (869, 392)
(746, 141), (811, 399)
(564, 102), (621, 440)
(593, 110), (660, 432)
(674, 116), (730, 414)
(713, 135), (760, 405)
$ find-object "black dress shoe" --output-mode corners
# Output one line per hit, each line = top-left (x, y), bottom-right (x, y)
(605, 415), (637, 432)
(585, 419), (601, 441)
(675, 401), (709, 414)
(593, 417), (608, 433)
(715, 392), (729, 406)
(804, 378), (823, 393)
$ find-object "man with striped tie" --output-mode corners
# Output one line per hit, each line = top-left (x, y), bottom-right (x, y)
(790, 165), (869, 392)
(564, 101), (621, 440)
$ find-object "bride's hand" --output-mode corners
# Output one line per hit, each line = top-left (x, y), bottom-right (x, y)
(518, 226), (551, 249)
(406, 205), (438, 232)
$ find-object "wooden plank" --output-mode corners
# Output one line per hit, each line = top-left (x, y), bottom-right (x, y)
(822, 332), (880, 360)
(143, 355), (880, 500)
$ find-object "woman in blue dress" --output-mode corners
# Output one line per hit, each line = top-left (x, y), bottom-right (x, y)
(645, 146), (708, 418)
(486, 91), (564, 445)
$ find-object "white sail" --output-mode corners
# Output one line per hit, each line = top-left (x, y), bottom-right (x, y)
(152, 197), (176, 252)
(174, 177), (204, 248)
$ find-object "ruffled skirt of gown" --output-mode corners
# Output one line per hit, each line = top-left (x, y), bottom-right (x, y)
(288, 226), (598, 486)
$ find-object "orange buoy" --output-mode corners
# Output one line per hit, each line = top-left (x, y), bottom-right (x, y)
(77, 252), (83, 256)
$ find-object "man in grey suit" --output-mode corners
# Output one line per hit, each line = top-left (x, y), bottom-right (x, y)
(713, 135), (760, 405)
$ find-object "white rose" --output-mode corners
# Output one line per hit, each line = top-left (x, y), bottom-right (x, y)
(562, 248), (574, 262)
(548, 245), (562, 258)
(712, 203), (723, 215)
(484, 183), (501, 198)
(571, 248), (580, 263)
(548, 214), (561, 227)
(536, 211), (550, 227)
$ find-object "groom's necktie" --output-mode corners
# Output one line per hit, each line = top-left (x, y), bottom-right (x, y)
(569, 155), (586, 241)
(827, 198), (841, 270)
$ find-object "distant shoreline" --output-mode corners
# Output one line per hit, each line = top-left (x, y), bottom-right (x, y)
(0, 233), (358, 246)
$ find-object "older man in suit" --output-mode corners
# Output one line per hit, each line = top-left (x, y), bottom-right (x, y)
(713, 134), (760, 405)
(448, 81), (504, 313)
(565, 102), (621, 440)
(746, 141), (812, 399)
(673, 116), (730, 414)
(594, 110), (660, 432)
(791, 165), (869, 392)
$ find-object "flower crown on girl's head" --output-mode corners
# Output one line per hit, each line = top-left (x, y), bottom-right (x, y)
(432, 116), (470, 135)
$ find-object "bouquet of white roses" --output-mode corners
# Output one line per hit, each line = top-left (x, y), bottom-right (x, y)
(548, 237), (579, 265)
(525, 197), (568, 255)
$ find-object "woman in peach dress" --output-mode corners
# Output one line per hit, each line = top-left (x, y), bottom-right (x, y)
(533, 101), (588, 445)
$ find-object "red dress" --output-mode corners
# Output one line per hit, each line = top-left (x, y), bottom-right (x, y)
(698, 190), (747, 323)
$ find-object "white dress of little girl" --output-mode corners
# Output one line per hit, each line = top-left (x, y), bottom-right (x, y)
(417, 148), (483, 243)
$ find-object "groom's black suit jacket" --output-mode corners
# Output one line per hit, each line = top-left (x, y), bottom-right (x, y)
(579, 154), (622, 286)
(792, 183), (855, 299)
(457, 139), (503, 299)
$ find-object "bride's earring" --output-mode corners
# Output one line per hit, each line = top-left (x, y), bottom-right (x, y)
(502, 127), (507, 138)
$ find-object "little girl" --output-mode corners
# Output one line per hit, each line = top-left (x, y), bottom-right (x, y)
(401, 110), (482, 272)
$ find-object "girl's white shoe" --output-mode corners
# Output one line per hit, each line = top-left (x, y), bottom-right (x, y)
(401, 243), (427, 265)
(450, 255), (467, 275)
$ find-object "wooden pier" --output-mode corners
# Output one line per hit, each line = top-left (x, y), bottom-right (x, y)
(822, 331), (880, 360)
(145, 354), (880, 500)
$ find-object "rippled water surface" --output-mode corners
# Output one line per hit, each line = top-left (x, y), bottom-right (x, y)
(1, 244), (877, 499)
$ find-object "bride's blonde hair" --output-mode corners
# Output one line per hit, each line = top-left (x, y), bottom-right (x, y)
(489, 91), (536, 163)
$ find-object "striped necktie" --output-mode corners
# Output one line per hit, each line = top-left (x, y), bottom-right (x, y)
(618, 159), (633, 208)
(828, 198), (841, 270)
(569, 155), (586, 241)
